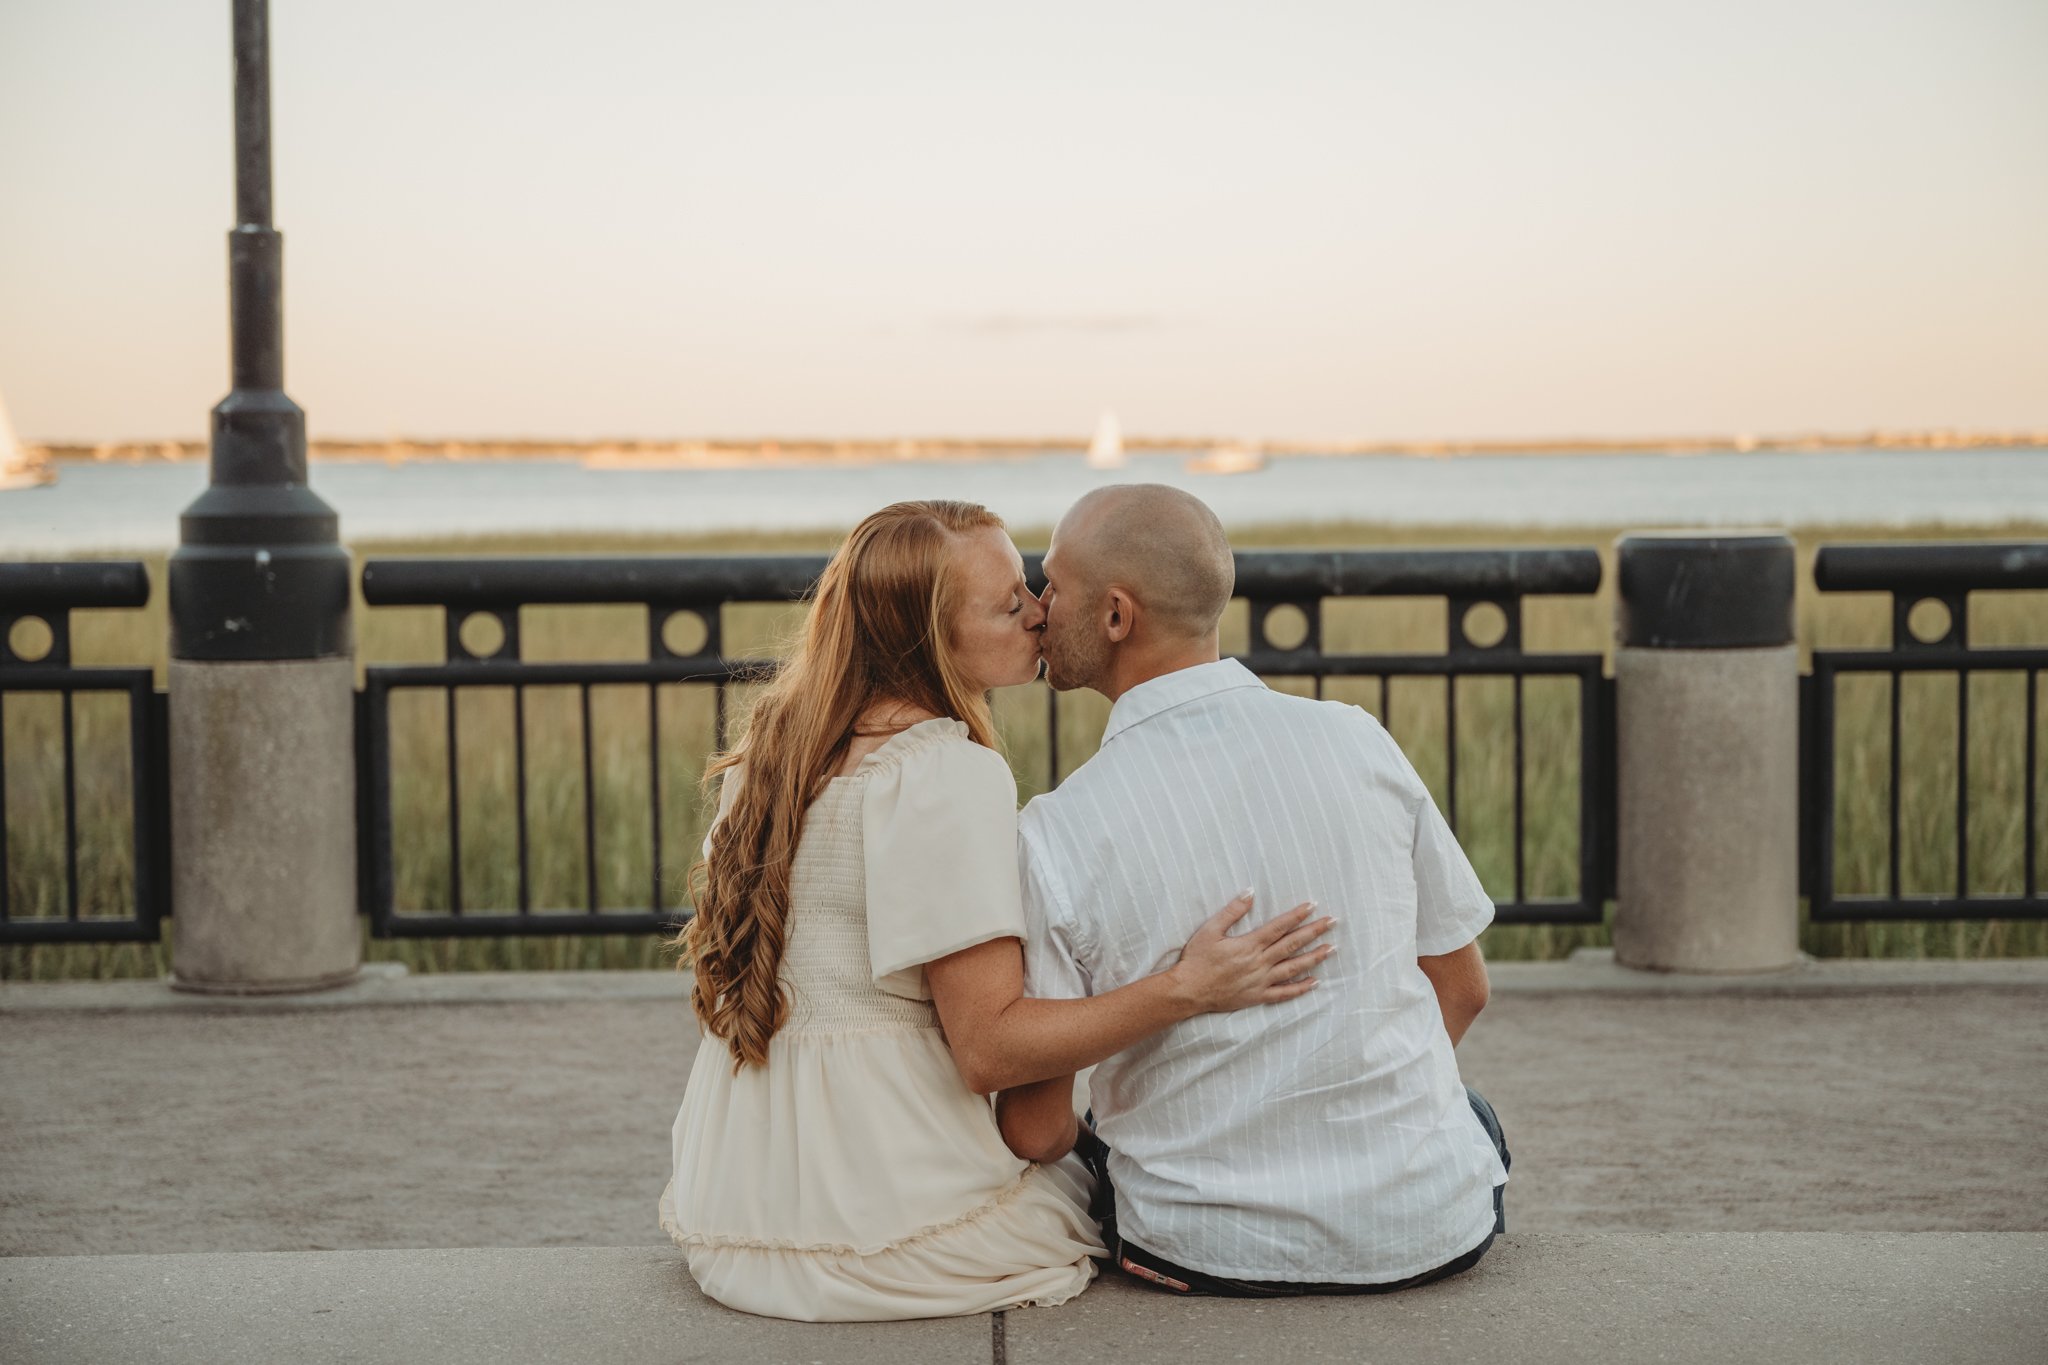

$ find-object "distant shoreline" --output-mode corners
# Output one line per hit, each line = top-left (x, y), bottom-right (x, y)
(29, 429), (2048, 468)
(11, 449), (2045, 556)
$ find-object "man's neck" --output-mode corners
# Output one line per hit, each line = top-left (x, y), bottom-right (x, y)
(1098, 640), (1222, 704)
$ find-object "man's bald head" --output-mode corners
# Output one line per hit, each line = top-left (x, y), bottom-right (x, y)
(1051, 485), (1235, 640)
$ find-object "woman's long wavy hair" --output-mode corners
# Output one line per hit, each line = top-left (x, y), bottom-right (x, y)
(673, 500), (1008, 1069)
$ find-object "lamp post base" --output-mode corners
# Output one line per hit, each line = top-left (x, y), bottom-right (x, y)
(168, 656), (360, 993)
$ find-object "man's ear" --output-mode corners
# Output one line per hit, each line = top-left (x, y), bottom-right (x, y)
(1104, 587), (1136, 644)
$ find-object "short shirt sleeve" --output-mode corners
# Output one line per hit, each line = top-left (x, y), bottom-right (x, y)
(1411, 790), (1494, 955)
(1360, 714), (1494, 955)
(1017, 805), (1093, 1002)
(862, 737), (1028, 1001)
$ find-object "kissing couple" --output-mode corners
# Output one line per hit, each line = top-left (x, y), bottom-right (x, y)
(658, 486), (1510, 1320)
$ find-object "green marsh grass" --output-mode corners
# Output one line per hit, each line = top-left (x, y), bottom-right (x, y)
(6, 522), (2045, 979)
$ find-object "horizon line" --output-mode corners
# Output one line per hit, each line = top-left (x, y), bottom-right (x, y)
(26, 426), (2048, 457)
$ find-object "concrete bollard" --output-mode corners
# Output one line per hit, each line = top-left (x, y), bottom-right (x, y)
(168, 656), (360, 993)
(1612, 532), (1801, 973)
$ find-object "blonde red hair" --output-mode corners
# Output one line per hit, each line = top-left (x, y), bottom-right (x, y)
(675, 499), (1007, 1069)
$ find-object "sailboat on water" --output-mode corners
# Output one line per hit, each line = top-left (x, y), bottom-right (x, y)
(1087, 411), (1125, 470)
(0, 391), (56, 491)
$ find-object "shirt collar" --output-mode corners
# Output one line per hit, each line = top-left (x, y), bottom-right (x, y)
(1100, 658), (1267, 747)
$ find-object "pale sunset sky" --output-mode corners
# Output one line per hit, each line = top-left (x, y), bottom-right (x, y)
(1, 0), (2043, 444)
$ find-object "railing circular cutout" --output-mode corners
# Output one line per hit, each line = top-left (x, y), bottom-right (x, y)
(660, 610), (711, 658)
(1905, 597), (1954, 646)
(1261, 603), (1311, 652)
(457, 611), (508, 659)
(7, 615), (54, 663)
(1461, 601), (1510, 649)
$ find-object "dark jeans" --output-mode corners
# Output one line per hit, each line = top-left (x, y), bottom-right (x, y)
(1075, 1087), (1510, 1298)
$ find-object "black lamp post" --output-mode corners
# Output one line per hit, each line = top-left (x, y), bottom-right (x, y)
(169, 0), (350, 662)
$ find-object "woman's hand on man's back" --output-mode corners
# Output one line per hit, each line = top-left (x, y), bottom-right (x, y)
(1168, 894), (1336, 1013)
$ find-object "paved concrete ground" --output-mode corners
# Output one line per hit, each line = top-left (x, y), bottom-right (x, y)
(2, 968), (2043, 1256)
(4, 966), (2043, 1362)
(5, 1236), (2043, 1365)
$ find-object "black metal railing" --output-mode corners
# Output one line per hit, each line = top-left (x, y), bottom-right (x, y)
(1806, 542), (2048, 921)
(356, 556), (813, 938)
(17, 538), (2041, 949)
(356, 548), (1613, 938)
(0, 563), (170, 944)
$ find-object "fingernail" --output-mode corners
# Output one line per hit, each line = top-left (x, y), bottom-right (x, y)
(1236, 888), (1254, 900)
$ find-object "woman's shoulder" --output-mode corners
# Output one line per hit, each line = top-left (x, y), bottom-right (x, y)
(858, 720), (1017, 809)
(856, 716), (975, 769)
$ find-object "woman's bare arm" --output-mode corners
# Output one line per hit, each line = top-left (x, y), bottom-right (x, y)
(995, 1076), (1080, 1163)
(923, 895), (1332, 1095)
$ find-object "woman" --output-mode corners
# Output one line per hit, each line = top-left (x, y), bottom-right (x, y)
(658, 499), (1333, 1322)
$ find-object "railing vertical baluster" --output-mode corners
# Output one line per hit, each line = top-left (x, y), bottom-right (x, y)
(1045, 685), (1060, 790)
(1444, 677), (1458, 832)
(1955, 670), (1969, 900)
(581, 682), (599, 912)
(1796, 669), (1817, 901)
(61, 689), (79, 920)
(1810, 664), (1833, 921)
(445, 685), (462, 915)
(1888, 669), (1902, 902)
(714, 681), (728, 752)
(1512, 673), (1526, 906)
(649, 682), (663, 913)
(127, 682), (153, 931)
(148, 687), (171, 927)
(1382, 676), (1393, 732)
(0, 692), (10, 924)
(1584, 670), (1610, 910)
(364, 680), (394, 935)
(513, 684), (530, 915)
(2023, 667), (2039, 900)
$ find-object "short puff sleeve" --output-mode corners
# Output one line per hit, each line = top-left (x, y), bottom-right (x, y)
(861, 734), (1028, 1001)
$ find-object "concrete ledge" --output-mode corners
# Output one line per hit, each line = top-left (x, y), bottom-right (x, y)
(1010, 1233), (2047, 1365)
(1491, 947), (2048, 996)
(4, 952), (2044, 1014)
(3, 1236), (2042, 1365)
(0, 962), (688, 1014)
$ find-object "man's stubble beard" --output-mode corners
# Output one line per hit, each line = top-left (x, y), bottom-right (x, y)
(1041, 627), (1110, 695)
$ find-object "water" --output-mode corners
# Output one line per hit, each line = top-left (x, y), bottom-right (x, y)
(1, 447), (2039, 554)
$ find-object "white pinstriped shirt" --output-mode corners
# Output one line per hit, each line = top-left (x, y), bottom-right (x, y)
(1018, 659), (1506, 1284)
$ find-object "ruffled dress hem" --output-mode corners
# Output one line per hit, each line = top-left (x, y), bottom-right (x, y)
(659, 1158), (1102, 1321)
(662, 1162), (1060, 1257)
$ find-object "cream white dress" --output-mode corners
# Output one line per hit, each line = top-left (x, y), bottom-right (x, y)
(657, 718), (1103, 1321)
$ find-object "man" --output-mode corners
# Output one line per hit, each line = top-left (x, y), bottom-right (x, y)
(997, 484), (1509, 1296)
